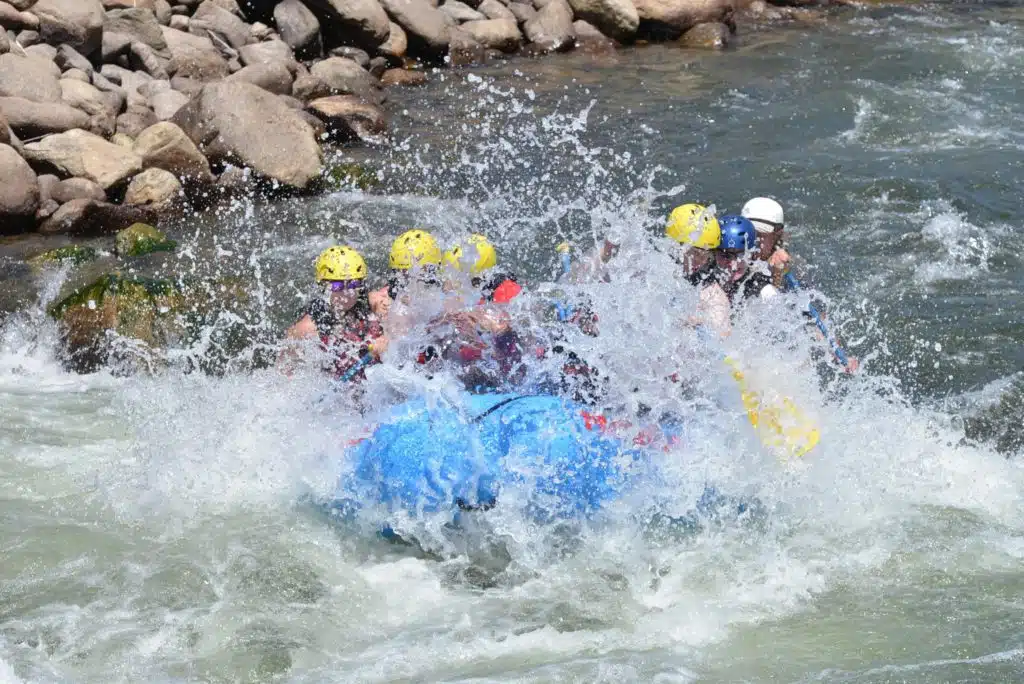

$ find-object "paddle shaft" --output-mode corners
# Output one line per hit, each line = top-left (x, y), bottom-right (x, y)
(784, 273), (850, 368)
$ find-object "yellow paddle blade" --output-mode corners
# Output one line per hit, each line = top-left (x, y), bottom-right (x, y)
(725, 357), (820, 460)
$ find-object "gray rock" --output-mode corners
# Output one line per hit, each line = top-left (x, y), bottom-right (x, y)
(0, 142), (39, 230)
(35, 197), (59, 220)
(290, 72), (330, 102)
(571, 18), (616, 50)
(506, 2), (536, 25)
(377, 20), (406, 60)
(306, 94), (385, 143)
(367, 54), (387, 76)
(327, 45), (369, 67)
(129, 41), (171, 79)
(101, 0), (157, 8)
(478, 0), (514, 21)
(0, 53), (62, 103)
(0, 2), (39, 31)
(190, 1), (251, 49)
(523, 0), (573, 52)
(634, 0), (731, 40)
(169, 14), (188, 31)
(0, 29), (8, 55)
(90, 71), (128, 109)
(133, 120), (213, 183)
(567, 0), (637, 42)
(154, 0), (172, 24)
(149, 88), (188, 119)
(380, 67), (426, 86)
(170, 80), (323, 190)
(55, 44), (93, 74)
(379, 0), (450, 57)
(441, 0), (484, 22)
(459, 17), (519, 51)
(105, 8), (171, 59)
(123, 166), (181, 208)
(0, 95), (90, 138)
(225, 61), (294, 95)
(169, 75), (204, 97)
(33, 0), (105, 57)
(60, 78), (121, 119)
(249, 21), (273, 40)
(237, 39), (295, 70)
(62, 68), (91, 82)
(6, 0), (35, 11)
(38, 197), (157, 235)
(309, 56), (382, 105)
(161, 26), (230, 81)
(24, 43), (57, 61)
(301, 0), (390, 51)
(678, 20), (730, 48)
(23, 129), (143, 190)
(116, 104), (158, 137)
(16, 28), (39, 47)
(50, 176), (107, 204)
(273, 0), (321, 59)
(36, 173), (59, 202)
(101, 30), (133, 62)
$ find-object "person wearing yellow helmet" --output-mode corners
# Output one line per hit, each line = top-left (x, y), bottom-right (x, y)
(386, 228), (444, 299)
(665, 203), (721, 281)
(444, 233), (523, 304)
(279, 245), (387, 382)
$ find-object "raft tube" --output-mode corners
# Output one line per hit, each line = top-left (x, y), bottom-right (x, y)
(326, 393), (668, 529)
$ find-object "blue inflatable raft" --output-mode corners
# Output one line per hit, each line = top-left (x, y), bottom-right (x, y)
(325, 392), (670, 530)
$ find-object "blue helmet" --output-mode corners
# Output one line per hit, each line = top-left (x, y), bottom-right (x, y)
(718, 215), (756, 252)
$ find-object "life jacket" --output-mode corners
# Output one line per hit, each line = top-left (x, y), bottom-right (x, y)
(305, 297), (384, 381)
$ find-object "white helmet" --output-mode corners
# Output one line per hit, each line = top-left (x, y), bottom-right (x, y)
(741, 197), (784, 234)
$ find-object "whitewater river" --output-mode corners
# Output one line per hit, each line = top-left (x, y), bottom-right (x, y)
(3, 2), (1024, 682)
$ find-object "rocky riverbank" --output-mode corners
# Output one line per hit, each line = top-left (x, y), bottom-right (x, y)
(0, 0), (840, 239)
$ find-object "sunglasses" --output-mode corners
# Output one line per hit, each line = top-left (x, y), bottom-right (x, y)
(326, 279), (365, 291)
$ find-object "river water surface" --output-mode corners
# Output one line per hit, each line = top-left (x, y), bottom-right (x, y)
(2, 2), (1024, 682)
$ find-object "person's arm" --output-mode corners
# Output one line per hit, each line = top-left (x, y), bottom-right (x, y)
(277, 314), (319, 374)
(695, 284), (732, 337)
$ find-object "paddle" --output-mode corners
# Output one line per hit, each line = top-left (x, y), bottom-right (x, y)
(697, 326), (820, 459)
(338, 350), (376, 382)
(783, 273), (853, 371)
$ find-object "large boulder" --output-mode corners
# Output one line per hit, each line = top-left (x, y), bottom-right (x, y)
(23, 129), (144, 190)
(133, 121), (214, 183)
(441, 1), (485, 22)
(633, 0), (731, 39)
(378, 20), (407, 59)
(567, 0), (637, 42)
(48, 271), (185, 373)
(379, 0), (450, 58)
(478, 0), (515, 20)
(237, 39), (296, 70)
(273, 0), (322, 59)
(129, 41), (171, 80)
(55, 44), (94, 75)
(124, 167), (182, 209)
(170, 81), (322, 190)
(104, 7), (171, 59)
(33, 0), (106, 57)
(226, 61), (294, 95)
(51, 177), (107, 204)
(309, 57), (383, 104)
(302, 0), (390, 51)
(0, 53), (62, 103)
(150, 88), (189, 120)
(523, 0), (574, 52)
(190, 1), (252, 49)
(114, 221), (176, 257)
(117, 104), (159, 137)
(60, 78), (121, 118)
(38, 198), (156, 235)
(0, 96), (90, 138)
(507, 3), (537, 25)
(459, 18), (520, 52)
(0, 3), (38, 30)
(307, 95), (386, 143)
(161, 26), (230, 81)
(0, 142), (39, 232)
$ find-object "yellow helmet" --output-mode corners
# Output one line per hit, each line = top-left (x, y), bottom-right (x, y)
(388, 229), (443, 271)
(665, 203), (721, 249)
(314, 245), (368, 282)
(444, 234), (498, 275)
